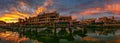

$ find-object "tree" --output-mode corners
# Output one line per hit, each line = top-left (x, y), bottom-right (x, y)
(58, 28), (68, 39)
(73, 28), (87, 38)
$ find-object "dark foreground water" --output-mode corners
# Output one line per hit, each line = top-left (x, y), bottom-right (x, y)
(76, 29), (120, 43)
(0, 31), (38, 43)
(0, 28), (120, 43)
(58, 29), (120, 43)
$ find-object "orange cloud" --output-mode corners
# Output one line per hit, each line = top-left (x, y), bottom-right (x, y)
(80, 7), (103, 15)
(0, 7), (29, 23)
(70, 3), (120, 20)
(33, 7), (46, 17)
(79, 3), (120, 15)
(105, 3), (120, 14)
(32, 0), (53, 16)
(0, 0), (54, 23)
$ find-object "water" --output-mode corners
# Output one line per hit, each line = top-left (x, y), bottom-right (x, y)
(0, 28), (120, 43)
(80, 29), (120, 43)
(0, 31), (37, 43)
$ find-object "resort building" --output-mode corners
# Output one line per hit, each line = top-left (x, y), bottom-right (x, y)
(0, 21), (6, 26)
(19, 11), (77, 26)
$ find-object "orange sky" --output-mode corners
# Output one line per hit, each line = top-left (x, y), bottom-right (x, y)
(0, 0), (52, 23)
(0, 0), (120, 23)
(79, 3), (120, 15)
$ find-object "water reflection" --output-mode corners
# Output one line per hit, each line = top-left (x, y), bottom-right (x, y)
(82, 28), (120, 43)
(0, 28), (120, 43)
(20, 27), (120, 43)
(0, 31), (38, 43)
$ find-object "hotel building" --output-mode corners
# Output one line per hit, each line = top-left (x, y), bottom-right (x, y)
(19, 11), (76, 26)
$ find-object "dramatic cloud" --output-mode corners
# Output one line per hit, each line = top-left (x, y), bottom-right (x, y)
(0, 0), (54, 23)
(71, 3), (120, 18)
(0, 0), (120, 23)
(105, 3), (120, 15)
(80, 3), (120, 15)
(0, 7), (29, 23)
(79, 7), (104, 15)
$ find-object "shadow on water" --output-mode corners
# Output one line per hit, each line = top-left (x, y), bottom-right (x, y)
(20, 27), (120, 43)
(1, 27), (120, 43)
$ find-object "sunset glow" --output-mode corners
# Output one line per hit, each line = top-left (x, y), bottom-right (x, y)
(0, 0), (53, 23)
(0, 0), (120, 43)
(0, 0), (120, 23)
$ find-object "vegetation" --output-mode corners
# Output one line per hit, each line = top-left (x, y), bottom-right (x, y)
(0, 21), (119, 43)
(16, 25), (87, 43)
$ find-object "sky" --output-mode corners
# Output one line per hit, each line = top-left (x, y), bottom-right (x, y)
(0, 0), (120, 23)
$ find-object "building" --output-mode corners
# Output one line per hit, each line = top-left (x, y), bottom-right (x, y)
(0, 21), (6, 26)
(20, 11), (74, 26)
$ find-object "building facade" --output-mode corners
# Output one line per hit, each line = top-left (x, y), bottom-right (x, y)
(0, 21), (6, 26)
(21, 11), (73, 26)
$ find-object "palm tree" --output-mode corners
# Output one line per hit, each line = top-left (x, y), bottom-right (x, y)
(58, 28), (68, 39)
(57, 25), (87, 41)
(73, 28), (87, 38)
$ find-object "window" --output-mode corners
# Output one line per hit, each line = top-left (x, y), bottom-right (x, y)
(50, 16), (56, 18)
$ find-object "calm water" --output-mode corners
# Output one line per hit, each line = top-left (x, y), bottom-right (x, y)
(80, 29), (120, 43)
(0, 28), (120, 43)
(0, 31), (37, 43)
